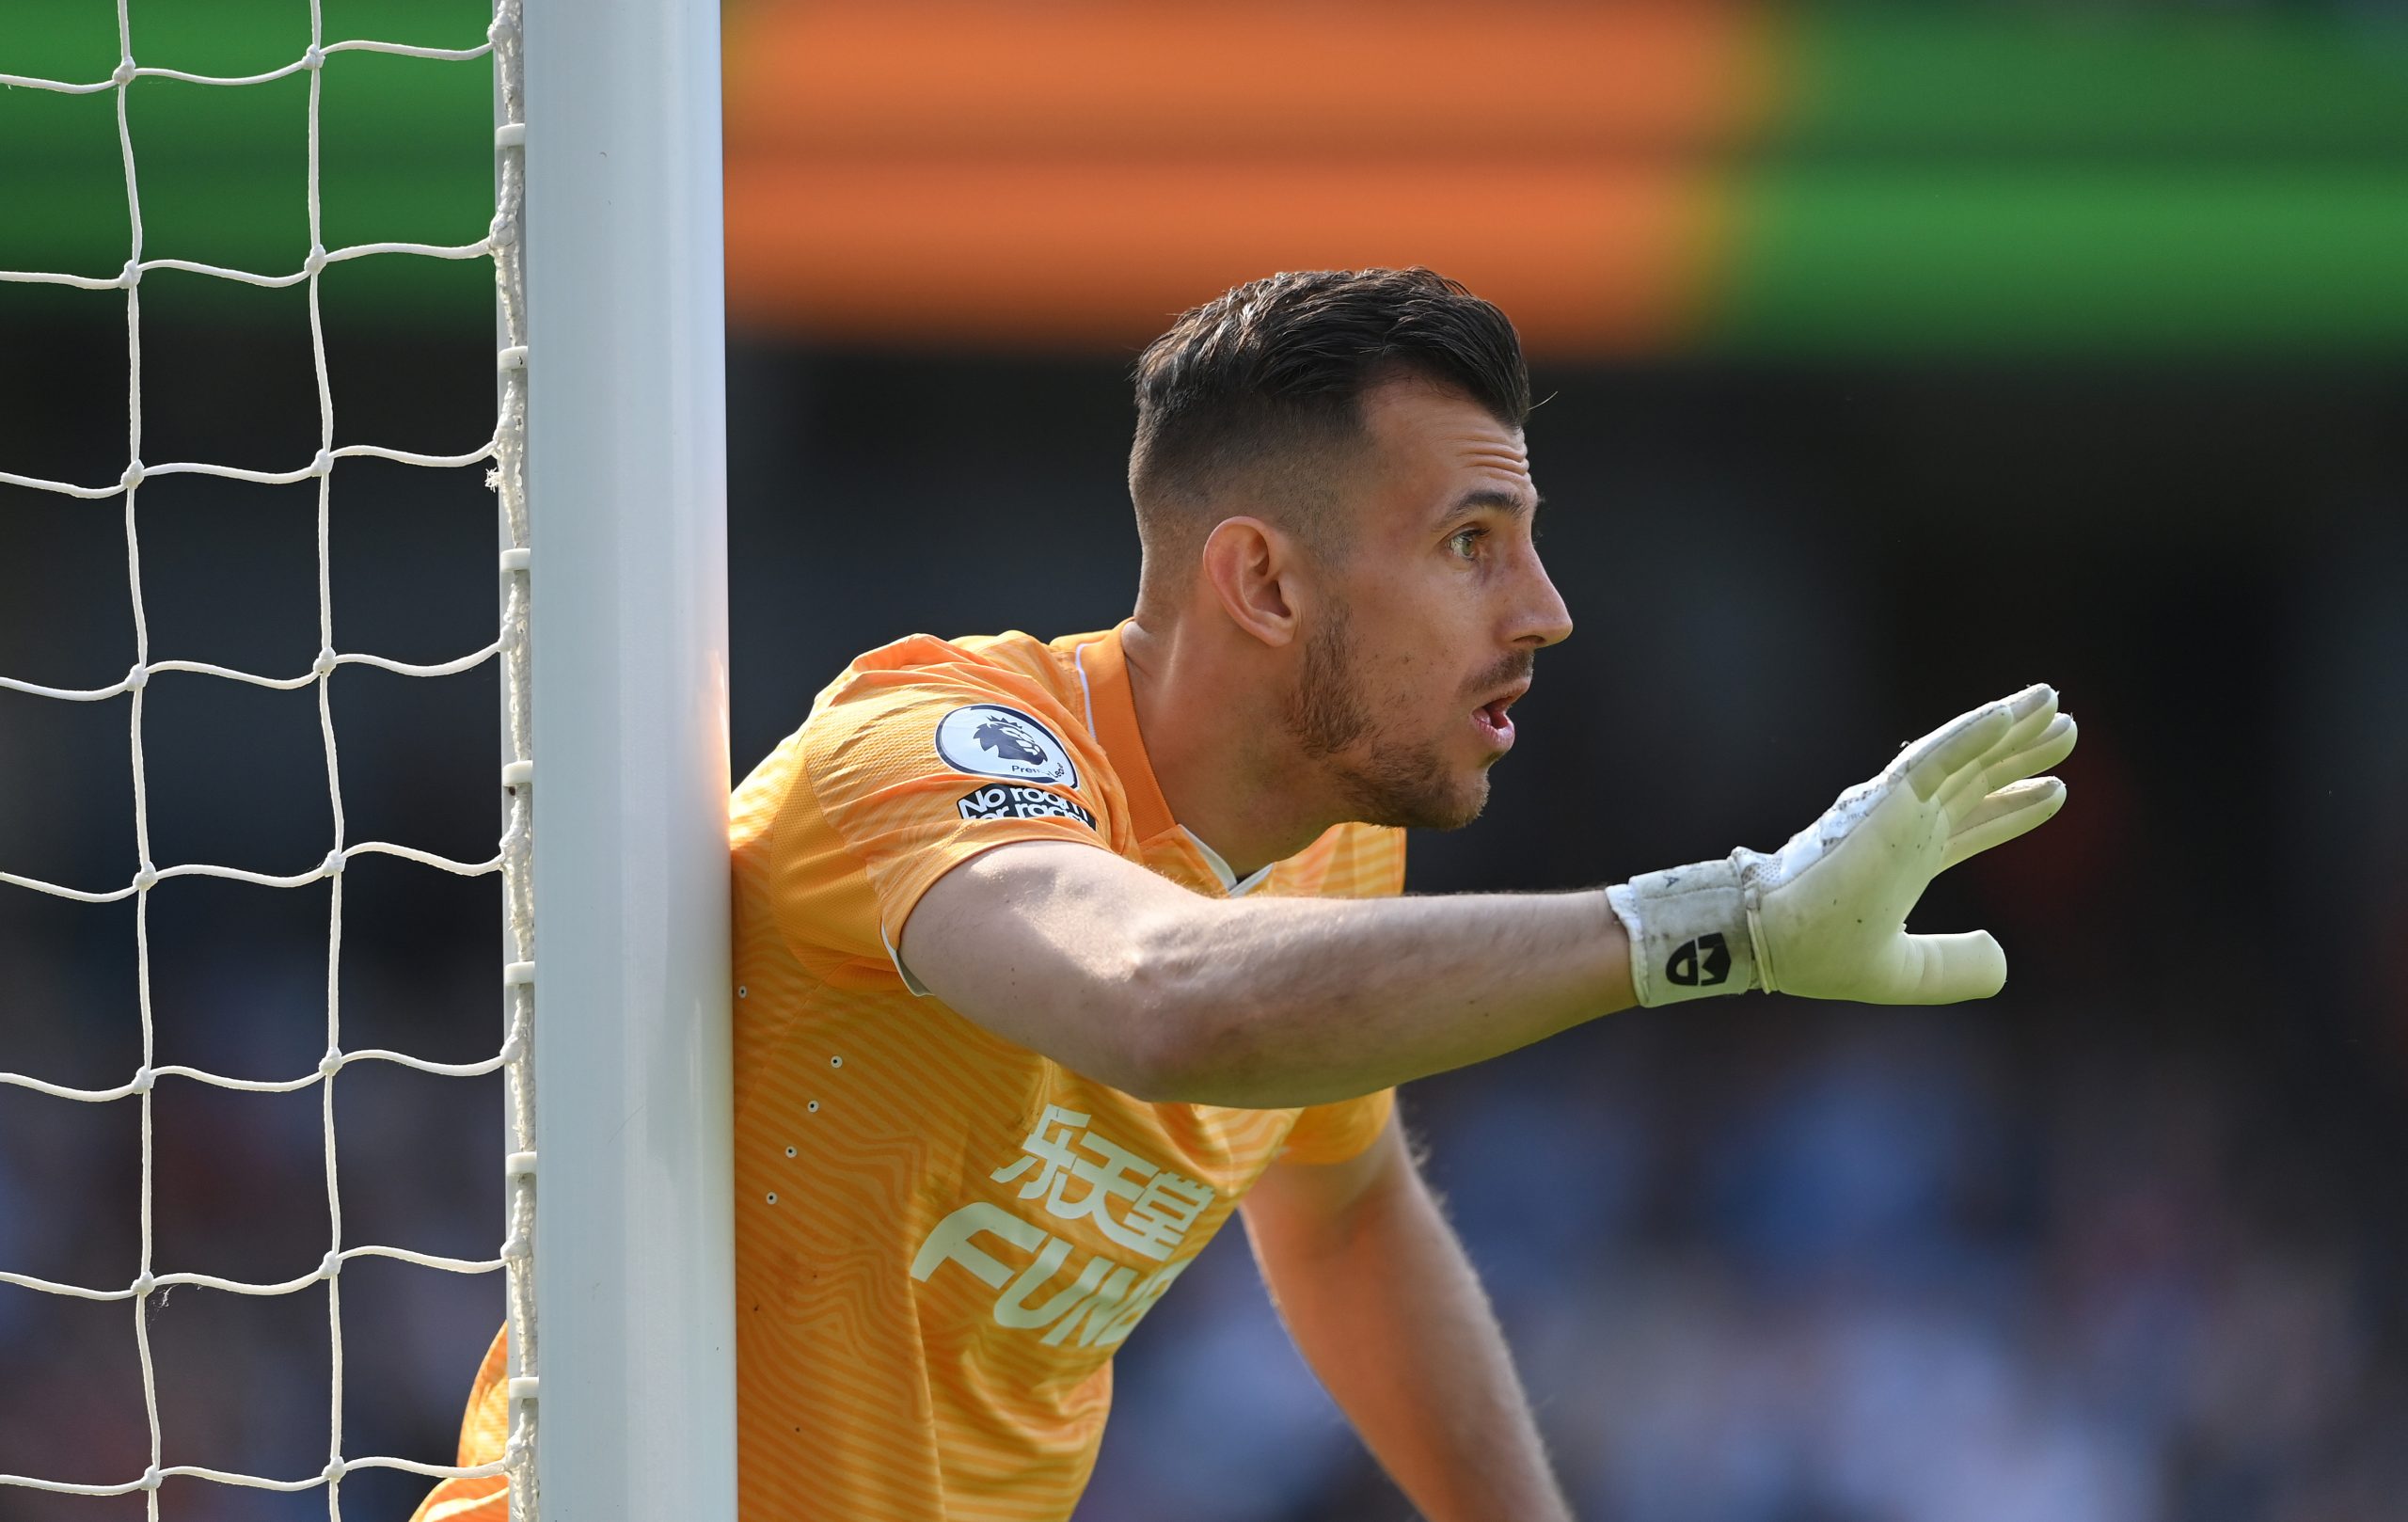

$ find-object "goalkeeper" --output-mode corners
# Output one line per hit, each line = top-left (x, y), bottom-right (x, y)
(417, 267), (2073, 1522)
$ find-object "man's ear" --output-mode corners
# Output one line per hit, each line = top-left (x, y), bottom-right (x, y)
(1199, 516), (1306, 648)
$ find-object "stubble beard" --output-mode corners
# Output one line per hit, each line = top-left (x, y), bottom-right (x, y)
(1277, 604), (1490, 832)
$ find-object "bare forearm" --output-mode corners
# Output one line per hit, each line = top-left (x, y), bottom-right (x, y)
(1247, 1146), (1571, 1522)
(1137, 887), (1630, 1106)
(903, 843), (1634, 1107)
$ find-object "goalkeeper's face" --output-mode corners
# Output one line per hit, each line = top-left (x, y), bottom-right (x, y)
(1280, 377), (1572, 831)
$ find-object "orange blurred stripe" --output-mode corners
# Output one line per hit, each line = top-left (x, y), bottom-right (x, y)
(725, 2), (1766, 155)
(721, 2), (1765, 353)
(725, 158), (1721, 354)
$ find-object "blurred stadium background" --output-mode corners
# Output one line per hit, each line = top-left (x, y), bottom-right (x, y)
(3, 2), (2406, 1519)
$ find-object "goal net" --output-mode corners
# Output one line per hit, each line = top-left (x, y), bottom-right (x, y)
(0, 0), (734, 1516)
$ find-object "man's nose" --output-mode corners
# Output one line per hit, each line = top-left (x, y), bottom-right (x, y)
(1512, 552), (1573, 649)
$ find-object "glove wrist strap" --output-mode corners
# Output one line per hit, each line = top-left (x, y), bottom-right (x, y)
(1607, 859), (1763, 1007)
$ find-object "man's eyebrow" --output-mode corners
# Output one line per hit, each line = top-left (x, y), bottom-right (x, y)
(1440, 487), (1540, 521)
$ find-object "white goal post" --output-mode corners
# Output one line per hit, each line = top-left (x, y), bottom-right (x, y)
(517, 0), (737, 1514)
(0, 0), (736, 1514)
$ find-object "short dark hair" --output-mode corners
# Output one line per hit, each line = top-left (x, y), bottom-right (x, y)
(1127, 268), (1529, 591)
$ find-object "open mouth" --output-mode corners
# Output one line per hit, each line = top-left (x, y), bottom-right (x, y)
(1473, 692), (1520, 748)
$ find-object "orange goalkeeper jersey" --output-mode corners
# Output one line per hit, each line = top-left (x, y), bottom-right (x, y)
(415, 624), (1399, 1522)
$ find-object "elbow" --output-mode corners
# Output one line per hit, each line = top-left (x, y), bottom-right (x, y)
(1113, 1028), (1215, 1107)
(1099, 949), (1207, 1103)
(1105, 932), (1268, 1105)
(1116, 1017), (1250, 1108)
(1107, 953), (1280, 1107)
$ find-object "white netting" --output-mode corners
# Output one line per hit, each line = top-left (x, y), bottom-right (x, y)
(0, 0), (536, 1515)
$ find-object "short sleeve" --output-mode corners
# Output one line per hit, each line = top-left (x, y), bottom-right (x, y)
(1279, 1086), (1395, 1166)
(788, 662), (1117, 970)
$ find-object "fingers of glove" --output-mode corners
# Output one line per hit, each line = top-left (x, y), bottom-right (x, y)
(1902, 701), (2015, 802)
(1938, 701), (2052, 815)
(1896, 929), (2008, 1003)
(1986, 688), (2062, 768)
(2000, 712), (2077, 785)
(1941, 712), (2077, 816)
(1939, 777), (2067, 872)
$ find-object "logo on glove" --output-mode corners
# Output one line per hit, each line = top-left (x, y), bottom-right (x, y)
(1666, 933), (1731, 987)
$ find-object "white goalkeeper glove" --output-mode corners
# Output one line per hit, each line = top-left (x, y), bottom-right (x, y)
(1608, 683), (2077, 1007)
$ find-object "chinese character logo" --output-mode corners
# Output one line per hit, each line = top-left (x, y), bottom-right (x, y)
(990, 1106), (1215, 1261)
(910, 1106), (1219, 1349)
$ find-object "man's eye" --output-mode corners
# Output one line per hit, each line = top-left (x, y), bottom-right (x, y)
(1449, 528), (1485, 560)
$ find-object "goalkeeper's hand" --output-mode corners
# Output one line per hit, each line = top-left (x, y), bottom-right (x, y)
(1607, 683), (2077, 1007)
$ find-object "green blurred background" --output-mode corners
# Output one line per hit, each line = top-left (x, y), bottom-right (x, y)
(8, 0), (2406, 352)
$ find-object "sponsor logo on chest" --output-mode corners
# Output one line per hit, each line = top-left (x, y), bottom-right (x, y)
(911, 1105), (1214, 1349)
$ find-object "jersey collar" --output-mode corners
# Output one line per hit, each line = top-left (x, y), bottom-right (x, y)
(1074, 623), (1276, 898)
(1072, 624), (1177, 843)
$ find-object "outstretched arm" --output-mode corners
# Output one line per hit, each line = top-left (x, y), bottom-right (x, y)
(901, 685), (2076, 1108)
(902, 843), (1633, 1107)
(1242, 1118), (1573, 1522)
